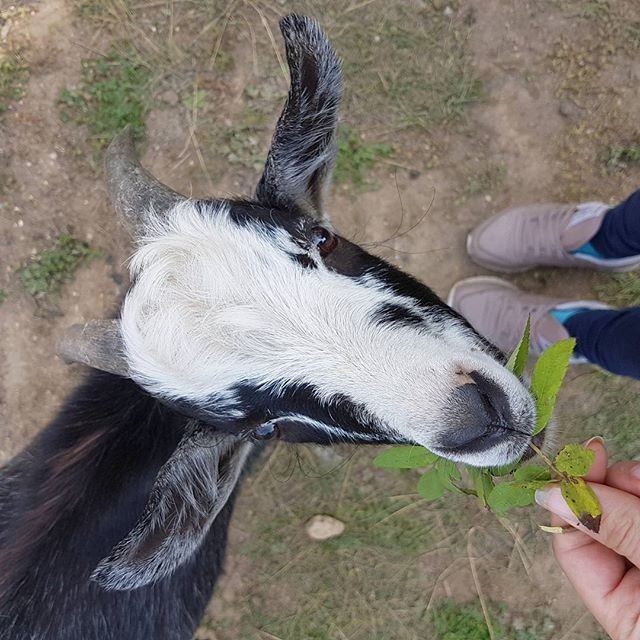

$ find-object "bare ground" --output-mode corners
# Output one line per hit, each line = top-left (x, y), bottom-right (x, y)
(2, 0), (640, 638)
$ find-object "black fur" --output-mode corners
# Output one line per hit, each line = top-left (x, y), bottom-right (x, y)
(0, 372), (236, 639)
(372, 302), (425, 329)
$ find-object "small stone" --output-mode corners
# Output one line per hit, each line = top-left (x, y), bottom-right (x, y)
(431, 0), (445, 9)
(305, 515), (345, 541)
(558, 98), (581, 121)
(443, 6), (454, 17)
(160, 89), (179, 106)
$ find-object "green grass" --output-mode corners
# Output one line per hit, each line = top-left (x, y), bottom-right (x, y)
(334, 125), (393, 189)
(0, 289), (7, 305)
(574, 374), (640, 461)
(580, 0), (610, 18)
(429, 599), (562, 640)
(431, 600), (500, 640)
(20, 233), (98, 297)
(0, 49), (28, 117)
(59, 49), (151, 150)
(605, 142), (640, 171)
(594, 272), (640, 307)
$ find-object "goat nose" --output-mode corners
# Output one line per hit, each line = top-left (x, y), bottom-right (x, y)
(439, 371), (512, 450)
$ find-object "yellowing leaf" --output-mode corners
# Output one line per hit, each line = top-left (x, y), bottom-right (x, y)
(373, 446), (439, 469)
(560, 477), (602, 533)
(531, 338), (576, 435)
(417, 469), (445, 501)
(555, 444), (595, 477)
(506, 317), (531, 377)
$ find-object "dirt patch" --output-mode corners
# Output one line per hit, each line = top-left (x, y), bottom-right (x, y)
(2, 1), (640, 639)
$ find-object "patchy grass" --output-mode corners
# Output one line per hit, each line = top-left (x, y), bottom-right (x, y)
(201, 444), (475, 639)
(20, 233), (98, 297)
(431, 600), (499, 640)
(580, 0), (610, 19)
(0, 289), (7, 305)
(594, 272), (640, 307)
(219, 118), (267, 173)
(59, 49), (151, 150)
(605, 142), (640, 171)
(571, 373), (640, 461)
(328, 3), (483, 130)
(334, 126), (393, 189)
(459, 162), (506, 200)
(0, 49), (28, 117)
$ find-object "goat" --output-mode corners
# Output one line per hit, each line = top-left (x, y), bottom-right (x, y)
(0, 15), (541, 640)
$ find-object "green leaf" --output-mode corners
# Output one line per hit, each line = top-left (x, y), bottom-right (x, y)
(489, 463), (519, 477)
(514, 464), (552, 482)
(530, 338), (576, 435)
(468, 467), (495, 507)
(555, 444), (595, 477)
(417, 469), (445, 501)
(560, 477), (602, 533)
(435, 459), (462, 491)
(373, 446), (439, 469)
(506, 316), (531, 377)
(487, 480), (548, 515)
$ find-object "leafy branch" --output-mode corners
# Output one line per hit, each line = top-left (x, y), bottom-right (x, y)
(374, 319), (603, 533)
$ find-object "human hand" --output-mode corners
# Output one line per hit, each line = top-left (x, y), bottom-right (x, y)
(535, 437), (640, 640)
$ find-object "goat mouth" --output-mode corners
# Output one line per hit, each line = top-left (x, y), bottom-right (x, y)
(518, 429), (547, 462)
(431, 420), (542, 466)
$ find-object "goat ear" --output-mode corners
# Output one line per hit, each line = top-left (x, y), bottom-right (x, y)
(57, 320), (130, 377)
(91, 424), (252, 591)
(255, 15), (342, 221)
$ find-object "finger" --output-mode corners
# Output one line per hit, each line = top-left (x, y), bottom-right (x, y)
(606, 461), (640, 498)
(583, 436), (608, 483)
(537, 482), (640, 570)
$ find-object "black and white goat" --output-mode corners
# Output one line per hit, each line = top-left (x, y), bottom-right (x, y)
(0, 15), (540, 640)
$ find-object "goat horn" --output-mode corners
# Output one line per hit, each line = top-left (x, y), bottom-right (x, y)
(57, 320), (130, 377)
(105, 126), (185, 233)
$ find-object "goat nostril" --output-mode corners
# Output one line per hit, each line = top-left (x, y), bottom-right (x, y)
(439, 371), (514, 451)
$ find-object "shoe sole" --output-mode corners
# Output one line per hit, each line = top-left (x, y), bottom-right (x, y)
(466, 231), (640, 273)
(446, 275), (519, 308)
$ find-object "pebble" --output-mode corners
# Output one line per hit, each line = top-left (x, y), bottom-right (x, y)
(305, 515), (345, 541)
(160, 89), (179, 107)
(558, 98), (582, 121)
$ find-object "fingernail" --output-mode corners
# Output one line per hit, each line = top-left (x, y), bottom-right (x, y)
(631, 463), (640, 480)
(584, 436), (605, 448)
(535, 487), (575, 522)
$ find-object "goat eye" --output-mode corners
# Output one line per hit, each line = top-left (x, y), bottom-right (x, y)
(310, 226), (338, 257)
(253, 422), (281, 441)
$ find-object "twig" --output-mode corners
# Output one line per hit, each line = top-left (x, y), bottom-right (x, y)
(467, 527), (498, 640)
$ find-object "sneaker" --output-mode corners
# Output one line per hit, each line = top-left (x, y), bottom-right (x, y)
(447, 276), (612, 359)
(467, 201), (640, 273)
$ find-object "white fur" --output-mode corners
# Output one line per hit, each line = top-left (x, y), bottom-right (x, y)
(121, 201), (534, 466)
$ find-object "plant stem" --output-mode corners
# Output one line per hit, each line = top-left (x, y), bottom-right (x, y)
(529, 442), (563, 478)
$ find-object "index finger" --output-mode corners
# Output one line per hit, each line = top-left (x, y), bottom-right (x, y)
(537, 482), (640, 570)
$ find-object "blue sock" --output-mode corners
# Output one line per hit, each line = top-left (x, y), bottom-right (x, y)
(549, 307), (586, 326)
(571, 241), (605, 259)
(549, 307), (589, 357)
